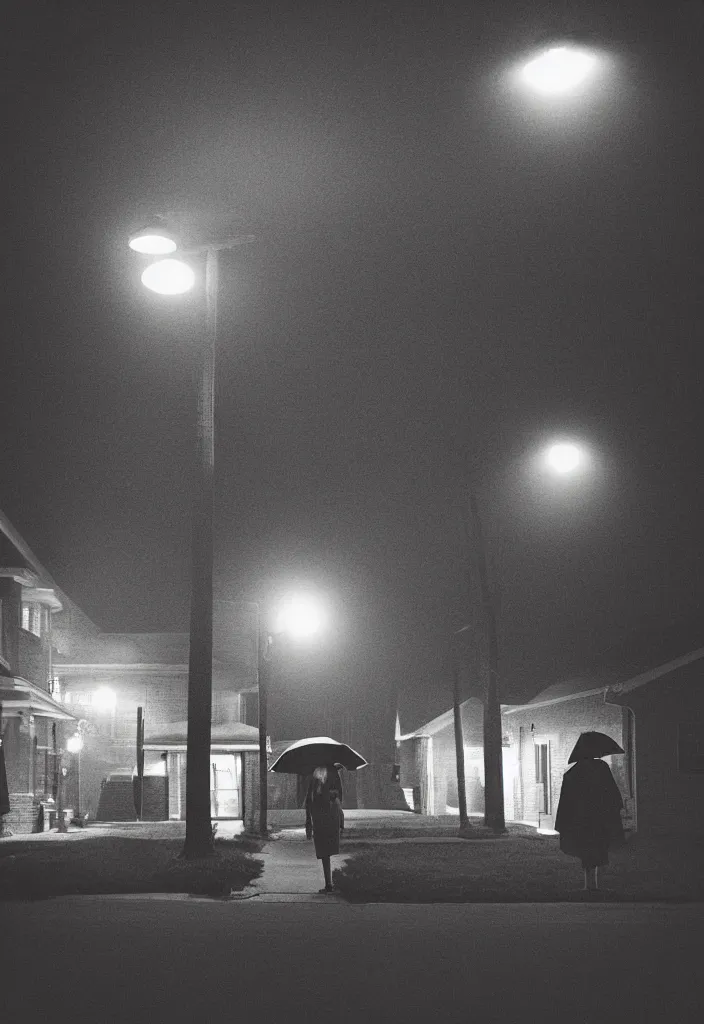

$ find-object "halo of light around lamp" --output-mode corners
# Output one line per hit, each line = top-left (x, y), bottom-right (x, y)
(141, 259), (195, 295)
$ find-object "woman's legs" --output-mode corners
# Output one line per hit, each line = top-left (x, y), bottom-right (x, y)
(322, 855), (332, 889)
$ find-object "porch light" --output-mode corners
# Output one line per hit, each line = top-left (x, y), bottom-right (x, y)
(66, 733), (83, 753)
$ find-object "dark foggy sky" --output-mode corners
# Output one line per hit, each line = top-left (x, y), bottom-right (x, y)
(2, 1), (703, 749)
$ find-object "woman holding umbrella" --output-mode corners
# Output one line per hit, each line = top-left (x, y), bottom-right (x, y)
(305, 763), (345, 893)
(269, 736), (367, 893)
(555, 731), (626, 892)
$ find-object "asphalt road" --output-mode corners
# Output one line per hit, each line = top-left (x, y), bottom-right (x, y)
(4, 898), (703, 1023)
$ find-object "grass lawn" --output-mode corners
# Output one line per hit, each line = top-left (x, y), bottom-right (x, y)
(0, 835), (264, 901)
(332, 832), (704, 902)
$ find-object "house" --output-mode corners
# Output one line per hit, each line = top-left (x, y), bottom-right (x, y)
(1, 508), (79, 834)
(51, 605), (262, 832)
(398, 697), (519, 818)
(401, 616), (704, 838)
(0, 505), (264, 835)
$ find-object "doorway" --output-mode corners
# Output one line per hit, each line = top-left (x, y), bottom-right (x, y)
(210, 754), (243, 819)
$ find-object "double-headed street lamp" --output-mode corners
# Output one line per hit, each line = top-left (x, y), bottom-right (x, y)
(128, 218), (255, 859)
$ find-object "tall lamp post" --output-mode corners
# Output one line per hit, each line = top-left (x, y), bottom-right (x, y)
(128, 219), (255, 859)
(462, 440), (590, 835)
(256, 593), (327, 837)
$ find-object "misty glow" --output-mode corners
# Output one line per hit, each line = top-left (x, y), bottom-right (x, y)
(521, 47), (598, 95)
(275, 594), (326, 640)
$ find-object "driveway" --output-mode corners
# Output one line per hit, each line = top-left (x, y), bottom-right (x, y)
(4, 899), (702, 1023)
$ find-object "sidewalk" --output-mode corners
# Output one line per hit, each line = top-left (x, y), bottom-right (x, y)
(241, 839), (352, 902)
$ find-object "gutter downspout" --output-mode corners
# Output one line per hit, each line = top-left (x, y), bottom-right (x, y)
(603, 687), (637, 833)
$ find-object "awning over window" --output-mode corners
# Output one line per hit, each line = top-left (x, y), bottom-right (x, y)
(0, 678), (77, 721)
(143, 720), (259, 751)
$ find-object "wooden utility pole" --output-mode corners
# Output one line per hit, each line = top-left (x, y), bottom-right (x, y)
(451, 651), (470, 832)
(464, 489), (506, 834)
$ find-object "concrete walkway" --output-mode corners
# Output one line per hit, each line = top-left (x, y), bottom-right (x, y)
(240, 838), (351, 902)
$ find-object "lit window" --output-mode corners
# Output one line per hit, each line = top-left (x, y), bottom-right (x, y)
(21, 602), (42, 637)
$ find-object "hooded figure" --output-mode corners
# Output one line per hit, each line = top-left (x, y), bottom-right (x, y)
(305, 764), (345, 893)
(555, 735), (625, 891)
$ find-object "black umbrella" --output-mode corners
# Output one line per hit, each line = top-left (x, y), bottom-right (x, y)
(568, 731), (625, 763)
(269, 736), (368, 775)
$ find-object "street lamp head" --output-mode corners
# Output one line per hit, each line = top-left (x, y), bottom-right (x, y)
(128, 220), (178, 255)
(520, 45), (599, 96)
(66, 733), (83, 753)
(275, 593), (327, 641)
(141, 258), (195, 295)
(544, 442), (584, 475)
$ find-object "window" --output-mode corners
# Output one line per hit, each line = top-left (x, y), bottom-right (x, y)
(21, 602), (42, 637)
(677, 724), (704, 774)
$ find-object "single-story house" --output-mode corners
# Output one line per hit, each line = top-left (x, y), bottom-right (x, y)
(398, 697), (520, 818)
(401, 617), (704, 837)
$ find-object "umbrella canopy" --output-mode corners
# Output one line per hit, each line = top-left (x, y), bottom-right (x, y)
(568, 731), (625, 763)
(269, 736), (368, 775)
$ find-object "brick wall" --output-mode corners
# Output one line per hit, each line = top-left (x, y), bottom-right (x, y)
(612, 662), (704, 837)
(2, 792), (39, 834)
(0, 577), (21, 673)
(502, 694), (626, 826)
(18, 627), (51, 688)
(243, 750), (258, 832)
(51, 597), (101, 659)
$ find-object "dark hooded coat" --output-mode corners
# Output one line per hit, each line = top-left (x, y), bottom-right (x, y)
(305, 766), (344, 859)
(555, 757), (625, 868)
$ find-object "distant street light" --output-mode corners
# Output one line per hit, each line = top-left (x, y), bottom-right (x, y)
(544, 441), (585, 475)
(141, 258), (195, 296)
(257, 592), (328, 837)
(520, 45), (599, 96)
(127, 217), (255, 859)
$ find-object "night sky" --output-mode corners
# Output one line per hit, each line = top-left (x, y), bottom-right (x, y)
(2, 1), (703, 753)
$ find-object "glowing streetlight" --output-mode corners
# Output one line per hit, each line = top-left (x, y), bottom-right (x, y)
(129, 221), (178, 255)
(141, 258), (195, 296)
(544, 442), (586, 475)
(66, 733), (83, 753)
(274, 593), (327, 641)
(520, 45), (599, 96)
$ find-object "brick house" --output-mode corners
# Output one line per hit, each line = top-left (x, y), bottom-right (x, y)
(52, 604), (262, 833)
(0, 506), (264, 835)
(398, 697), (520, 817)
(400, 618), (704, 837)
(1, 508), (78, 834)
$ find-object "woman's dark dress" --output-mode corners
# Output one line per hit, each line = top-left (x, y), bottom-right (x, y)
(555, 757), (624, 869)
(305, 769), (344, 860)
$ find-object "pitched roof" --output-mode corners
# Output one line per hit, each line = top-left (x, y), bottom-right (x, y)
(505, 613), (704, 712)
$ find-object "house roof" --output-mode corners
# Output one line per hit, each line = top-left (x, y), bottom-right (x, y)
(0, 678), (77, 722)
(505, 613), (704, 713)
(0, 506), (69, 609)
